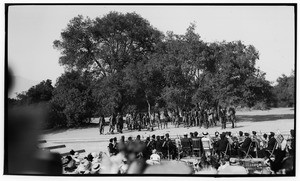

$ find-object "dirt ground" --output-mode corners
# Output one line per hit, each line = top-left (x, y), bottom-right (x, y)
(41, 107), (295, 155)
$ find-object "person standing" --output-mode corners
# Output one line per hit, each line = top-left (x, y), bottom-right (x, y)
(109, 113), (116, 134)
(203, 109), (209, 129)
(228, 107), (236, 128)
(99, 114), (105, 135)
(219, 107), (226, 129)
(155, 113), (161, 130)
(116, 112), (123, 133)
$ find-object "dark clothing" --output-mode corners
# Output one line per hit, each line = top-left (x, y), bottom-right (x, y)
(241, 137), (252, 149)
(267, 137), (277, 151)
(108, 143), (114, 156)
(156, 140), (163, 153)
(99, 116), (105, 134)
(238, 137), (252, 158)
(217, 139), (229, 152)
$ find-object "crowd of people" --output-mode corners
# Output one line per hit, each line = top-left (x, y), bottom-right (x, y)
(62, 129), (295, 175)
(100, 106), (237, 134)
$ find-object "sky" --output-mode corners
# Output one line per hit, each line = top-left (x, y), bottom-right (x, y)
(8, 5), (295, 94)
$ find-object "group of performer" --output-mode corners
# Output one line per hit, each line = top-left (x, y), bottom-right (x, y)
(99, 106), (237, 134)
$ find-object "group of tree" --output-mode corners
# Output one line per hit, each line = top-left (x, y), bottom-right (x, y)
(8, 11), (295, 128)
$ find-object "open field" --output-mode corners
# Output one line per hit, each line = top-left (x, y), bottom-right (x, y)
(41, 107), (294, 155)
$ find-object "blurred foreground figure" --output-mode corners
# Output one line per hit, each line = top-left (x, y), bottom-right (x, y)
(7, 105), (62, 174)
(6, 69), (62, 175)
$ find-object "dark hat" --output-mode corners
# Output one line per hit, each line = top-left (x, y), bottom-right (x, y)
(152, 134), (156, 139)
(270, 132), (275, 137)
(252, 131), (257, 135)
(244, 132), (249, 136)
(69, 149), (75, 155)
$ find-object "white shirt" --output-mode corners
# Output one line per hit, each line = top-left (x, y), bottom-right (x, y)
(150, 153), (160, 162)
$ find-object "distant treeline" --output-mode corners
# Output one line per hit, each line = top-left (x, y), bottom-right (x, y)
(7, 12), (295, 129)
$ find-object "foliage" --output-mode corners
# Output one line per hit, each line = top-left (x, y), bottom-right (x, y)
(273, 71), (295, 107)
(12, 12), (286, 128)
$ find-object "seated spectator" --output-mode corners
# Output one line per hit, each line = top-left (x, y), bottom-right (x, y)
(74, 159), (91, 174)
(260, 133), (268, 149)
(117, 135), (126, 153)
(90, 162), (101, 175)
(72, 152), (80, 165)
(201, 132), (213, 157)
(113, 137), (119, 155)
(119, 158), (129, 174)
(63, 155), (77, 173)
(146, 149), (161, 165)
(108, 138), (114, 156)
(251, 131), (261, 150)
(216, 133), (229, 157)
(238, 131), (245, 145)
(156, 136), (163, 154)
(181, 133), (192, 156)
(238, 132), (252, 158)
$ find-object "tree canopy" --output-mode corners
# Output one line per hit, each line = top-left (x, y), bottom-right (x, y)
(9, 11), (293, 128)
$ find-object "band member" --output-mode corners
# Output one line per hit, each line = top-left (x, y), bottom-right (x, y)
(219, 107), (226, 129)
(109, 113), (116, 134)
(116, 112), (123, 133)
(155, 113), (161, 130)
(228, 107), (236, 128)
(203, 109), (209, 129)
(99, 114), (105, 135)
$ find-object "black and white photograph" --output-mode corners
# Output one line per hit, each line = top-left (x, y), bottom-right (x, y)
(4, 3), (296, 176)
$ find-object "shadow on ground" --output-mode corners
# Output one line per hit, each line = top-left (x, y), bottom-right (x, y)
(237, 114), (294, 122)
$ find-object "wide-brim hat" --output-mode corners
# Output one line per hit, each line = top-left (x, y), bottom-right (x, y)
(202, 132), (209, 135)
(270, 132), (275, 136)
(91, 163), (101, 172)
(244, 132), (249, 136)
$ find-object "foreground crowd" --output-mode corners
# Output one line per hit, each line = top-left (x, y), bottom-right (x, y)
(62, 129), (295, 175)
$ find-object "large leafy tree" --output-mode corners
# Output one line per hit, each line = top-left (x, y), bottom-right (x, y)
(54, 12), (163, 113)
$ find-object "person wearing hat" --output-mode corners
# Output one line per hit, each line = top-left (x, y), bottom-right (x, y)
(251, 131), (261, 151)
(201, 132), (212, 157)
(238, 131), (245, 145)
(216, 133), (229, 158)
(181, 132), (192, 157)
(72, 152), (81, 165)
(63, 155), (77, 174)
(237, 132), (252, 158)
(74, 159), (91, 174)
(119, 158), (129, 174)
(149, 149), (161, 165)
(263, 132), (277, 157)
(90, 162), (101, 174)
